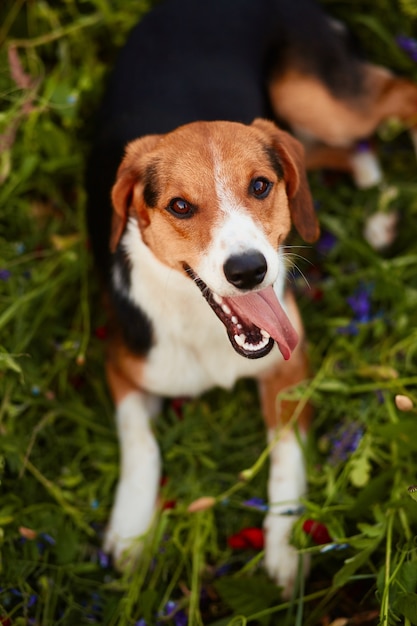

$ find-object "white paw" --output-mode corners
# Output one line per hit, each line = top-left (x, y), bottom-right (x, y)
(104, 476), (157, 567)
(350, 147), (382, 189)
(264, 513), (309, 598)
(264, 429), (308, 597)
(105, 391), (161, 568)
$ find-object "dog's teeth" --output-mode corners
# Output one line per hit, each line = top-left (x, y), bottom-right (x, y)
(222, 304), (231, 315)
(261, 329), (270, 339)
(236, 323), (242, 330)
(231, 316), (238, 325)
(213, 293), (223, 305)
(234, 333), (246, 347)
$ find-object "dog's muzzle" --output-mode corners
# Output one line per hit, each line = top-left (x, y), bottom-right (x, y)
(183, 260), (298, 360)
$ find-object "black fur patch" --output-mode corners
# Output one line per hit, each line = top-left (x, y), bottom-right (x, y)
(264, 145), (285, 180)
(143, 161), (160, 208)
(111, 245), (154, 355)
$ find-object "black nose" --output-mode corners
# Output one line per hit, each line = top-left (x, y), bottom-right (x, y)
(223, 250), (267, 290)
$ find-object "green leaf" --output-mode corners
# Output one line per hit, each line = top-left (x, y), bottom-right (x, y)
(333, 543), (379, 588)
(395, 592), (417, 625)
(141, 589), (159, 624)
(0, 349), (23, 376)
(214, 576), (281, 626)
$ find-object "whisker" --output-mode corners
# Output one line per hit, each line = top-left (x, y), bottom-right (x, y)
(283, 252), (312, 289)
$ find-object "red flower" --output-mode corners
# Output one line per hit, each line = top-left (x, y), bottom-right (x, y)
(162, 499), (177, 510)
(228, 527), (264, 550)
(302, 519), (331, 544)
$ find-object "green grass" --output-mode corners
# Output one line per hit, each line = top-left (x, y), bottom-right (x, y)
(2, 0), (417, 624)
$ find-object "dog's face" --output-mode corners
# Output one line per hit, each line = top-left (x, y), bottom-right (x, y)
(111, 119), (319, 361)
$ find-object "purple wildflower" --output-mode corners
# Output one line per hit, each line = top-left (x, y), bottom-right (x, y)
(135, 620), (147, 626)
(396, 34), (417, 62)
(327, 421), (364, 466)
(347, 284), (373, 323)
(27, 594), (37, 608)
(97, 549), (110, 569)
(0, 269), (11, 281)
(317, 231), (337, 255)
(242, 497), (268, 512)
(160, 600), (188, 626)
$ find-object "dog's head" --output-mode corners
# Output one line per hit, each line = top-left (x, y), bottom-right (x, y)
(111, 119), (319, 360)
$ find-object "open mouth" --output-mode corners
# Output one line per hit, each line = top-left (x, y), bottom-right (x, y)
(183, 264), (299, 360)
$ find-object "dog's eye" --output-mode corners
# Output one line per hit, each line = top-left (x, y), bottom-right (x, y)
(250, 177), (272, 199)
(167, 197), (195, 218)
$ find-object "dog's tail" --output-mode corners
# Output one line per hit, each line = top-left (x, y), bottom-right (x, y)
(266, 0), (365, 98)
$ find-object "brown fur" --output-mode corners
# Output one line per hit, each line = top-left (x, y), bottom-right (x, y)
(269, 65), (417, 172)
(110, 120), (319, 267)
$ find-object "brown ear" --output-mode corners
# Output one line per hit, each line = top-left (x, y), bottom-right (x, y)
(110, 134), (161, 252)
(252, 118), (319, 243)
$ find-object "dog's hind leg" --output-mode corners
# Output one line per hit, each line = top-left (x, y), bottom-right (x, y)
(258, 290), (311, 598)
(104, 360), (162, 567)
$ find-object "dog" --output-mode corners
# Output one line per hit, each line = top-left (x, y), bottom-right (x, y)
(86, 0), (417, 597)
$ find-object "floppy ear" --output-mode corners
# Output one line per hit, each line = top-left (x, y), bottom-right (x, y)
(110, 134), (161, 252)
(252, 118), (319, 243)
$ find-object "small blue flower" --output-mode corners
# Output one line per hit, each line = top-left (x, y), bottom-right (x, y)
(242, 497), (268, 512)
(40, 532), (56, 546)
(11, 588), (22, 597)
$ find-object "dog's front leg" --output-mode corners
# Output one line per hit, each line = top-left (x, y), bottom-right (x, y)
(258, 292), (311, 598)
(104, 362), (162, 565)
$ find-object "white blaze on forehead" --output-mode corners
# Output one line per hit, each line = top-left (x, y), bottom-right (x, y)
(194, 145), (283, 297)
(212, 144), (243, 216)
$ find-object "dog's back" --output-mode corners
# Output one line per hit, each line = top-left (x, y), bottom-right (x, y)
(86, 0), (361, 273)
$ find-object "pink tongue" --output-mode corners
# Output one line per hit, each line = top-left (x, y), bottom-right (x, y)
(225, 286), (298, 360)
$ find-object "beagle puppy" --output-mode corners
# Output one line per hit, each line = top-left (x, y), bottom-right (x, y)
(86, 0), (417, 596)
